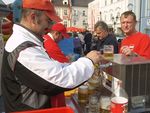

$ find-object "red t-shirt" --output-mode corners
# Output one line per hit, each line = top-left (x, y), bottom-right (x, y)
(120, 32), (150, 59)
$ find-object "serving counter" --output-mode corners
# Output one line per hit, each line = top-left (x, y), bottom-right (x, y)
(67, 54), (150, 113)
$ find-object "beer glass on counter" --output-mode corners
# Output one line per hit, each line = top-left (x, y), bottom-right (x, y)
(99, 96), (111, 113)
(88, 85), (96, 96)
(78, 85), (89, 105)
(88, 95), (99, 113)
(103, 45), (114, 59)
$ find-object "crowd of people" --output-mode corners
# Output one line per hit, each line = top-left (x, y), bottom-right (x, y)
(1, 0), (150, 112)
(67, 11), (150, 59)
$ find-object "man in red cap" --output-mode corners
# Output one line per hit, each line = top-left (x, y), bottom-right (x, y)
(43, 23), (70, 63)
(43, 23), (70, 107)
(1, 0), (102, 112)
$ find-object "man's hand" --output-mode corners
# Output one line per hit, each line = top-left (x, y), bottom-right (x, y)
(120, 46), (138, 56)
(86, 50), (102, 64)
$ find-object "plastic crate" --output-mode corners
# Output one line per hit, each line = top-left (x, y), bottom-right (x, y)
(13, 107), (75, 113)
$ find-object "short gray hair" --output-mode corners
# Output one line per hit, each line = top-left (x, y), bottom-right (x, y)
(121, 11), (137, 22)
(21, 9), (43, 21)
(94, 21), (109, 32)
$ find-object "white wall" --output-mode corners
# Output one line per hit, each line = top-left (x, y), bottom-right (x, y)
(88, 0), (100, 31)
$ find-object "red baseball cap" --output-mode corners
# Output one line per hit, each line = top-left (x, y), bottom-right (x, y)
(51, 23), (70, 38)
(22, 0), (62, 22)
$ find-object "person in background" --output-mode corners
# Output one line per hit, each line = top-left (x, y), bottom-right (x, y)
(91, 21), (118, 54)
(108, 28), (117, 41)
(1, 13), (13, 35)
(43, 23), (70, 63)
(120, 11), (150, 59)
(58, 34), (75, 58)
(84, 30), (92, 54)
(78, 32), (85, 53)
(1, 0), (101, 112)
(73, 33), (82, 56)
(43, 23), (70, 108)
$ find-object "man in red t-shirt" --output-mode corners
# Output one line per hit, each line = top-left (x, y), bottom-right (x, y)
(43, 23), (70, 107)
(120, 11), (150, 59)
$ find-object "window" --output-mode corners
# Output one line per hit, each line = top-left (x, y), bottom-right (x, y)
(74, 20), (76, 25)
(111, 0), (113, 4)
(64, 10), (67, 15)
(117, 12), (120, 19)
(148, 0), (150, 16)
(83, 20), (86, 26)
(83, 10), (86, 16)
(110, 13), (113, 21)
(105, 15), (106, 21)
(64, 21), (67, 27)
(74, 10), (78, 16)
(105, 0), (107, 6)
(63, 0), (68, 5)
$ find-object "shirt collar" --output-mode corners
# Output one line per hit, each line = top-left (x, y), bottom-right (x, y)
(16, 24), (44, 42)
(47, 33), (55, 41)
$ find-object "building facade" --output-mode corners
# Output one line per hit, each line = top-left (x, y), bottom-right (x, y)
(88, 0), (100, 31)
(140, 0), (150, 34)
(52, 0), (93, 29)
(88, 0), (131, 34)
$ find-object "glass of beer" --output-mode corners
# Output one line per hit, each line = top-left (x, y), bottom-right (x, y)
(78, 85), (88, 105)
(103, 45), (114, 59)
(88, 77), (100, 88)
(99, 96), (111, 113)
(88, 85), (96, 96)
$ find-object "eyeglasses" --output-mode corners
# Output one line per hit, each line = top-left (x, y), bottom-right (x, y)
(47, 18), (54, 25)
(44, 12), (55, 25)
(58, 32), (64, 39)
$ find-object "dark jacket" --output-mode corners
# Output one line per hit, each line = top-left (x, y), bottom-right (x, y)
(91, 34), (118, 53)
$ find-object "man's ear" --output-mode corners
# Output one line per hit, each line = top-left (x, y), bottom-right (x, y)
(30, 13), (39, 24)
(53, 31), (59, 35)
(51, 31), (57, 36)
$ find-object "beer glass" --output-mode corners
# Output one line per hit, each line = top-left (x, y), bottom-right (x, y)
(103, 45), (114, 59)
(78, 85), (88, 105)
(99, 96), (111, 113)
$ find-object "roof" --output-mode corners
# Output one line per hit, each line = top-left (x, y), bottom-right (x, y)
(51, 0), (65, 6)
(52, 0), (94, 7)
(72, 0), (93, 7)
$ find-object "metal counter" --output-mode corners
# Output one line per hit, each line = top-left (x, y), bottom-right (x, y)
(101, 54), (150, 111)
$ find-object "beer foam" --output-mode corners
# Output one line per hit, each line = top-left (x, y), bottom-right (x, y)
(89, 79), (99, 83)
(79, 85), (88, 89)
(111, 97), (128, 104)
